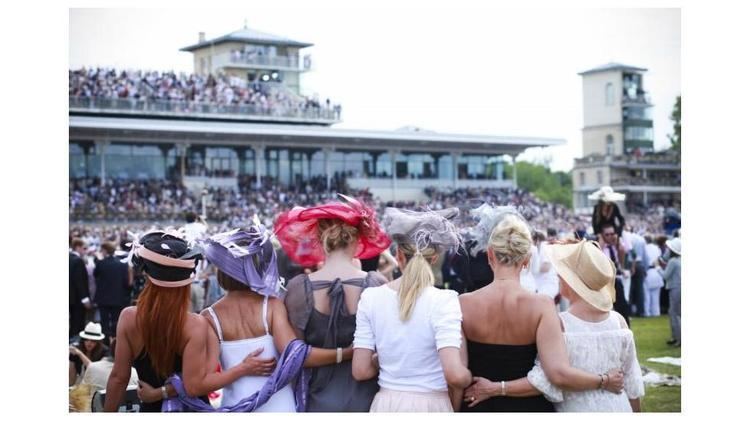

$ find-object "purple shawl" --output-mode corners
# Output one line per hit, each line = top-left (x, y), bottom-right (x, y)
(200, 224), (281, 297)
(162, 339), (311, 412)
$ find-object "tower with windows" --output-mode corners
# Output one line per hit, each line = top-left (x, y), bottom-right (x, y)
(571, 63), (680, 213)
(579, 63), (654, 156)
(180, 24), (313, 96)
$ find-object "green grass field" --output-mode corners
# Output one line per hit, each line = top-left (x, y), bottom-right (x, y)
(630, 315), (681, 412)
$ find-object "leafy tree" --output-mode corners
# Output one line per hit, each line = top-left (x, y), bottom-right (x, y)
(669, 96), (681, 153)
(504, 161), (573, 208)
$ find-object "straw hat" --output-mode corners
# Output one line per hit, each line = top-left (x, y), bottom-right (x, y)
(666, 238), (682, 256)
(79, 322), (106, 341)
(587, 186), (626, 202)
(544, 241), (617, 311)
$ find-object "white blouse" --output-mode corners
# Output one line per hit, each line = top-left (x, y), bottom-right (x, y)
(353, 285), (463, 393)
(527, 311), (645, 412)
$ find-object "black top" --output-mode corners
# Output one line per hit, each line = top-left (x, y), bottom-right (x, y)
(452, 242), (494, 293)
(592, 202), (625, 236)
(132, 350), (182, 412)
(461, 341), (555, 412)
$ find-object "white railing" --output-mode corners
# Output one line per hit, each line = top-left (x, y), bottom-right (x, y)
(69, 96), (339, 122)
(346, 177), (512, 190)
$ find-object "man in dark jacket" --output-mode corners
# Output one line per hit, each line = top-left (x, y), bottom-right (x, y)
(93, 241), (132, 342)
(69, 238), (91, 339)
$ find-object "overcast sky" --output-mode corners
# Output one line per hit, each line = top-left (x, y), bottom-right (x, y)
(69, 6), (680, 172)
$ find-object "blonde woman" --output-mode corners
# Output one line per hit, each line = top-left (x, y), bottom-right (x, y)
(352, 208), (472, 412)
(460, 206), (624, 412)
(277, 195), (391, 412)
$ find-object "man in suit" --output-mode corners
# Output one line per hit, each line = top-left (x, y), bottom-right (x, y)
(93, 241), (132, 343)
(69, 238), (91, 340)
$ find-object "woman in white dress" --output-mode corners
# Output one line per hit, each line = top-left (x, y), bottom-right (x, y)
(526, 240), (645, 411)
(198, 224), (355, 411)
(352, 208), (472, 412)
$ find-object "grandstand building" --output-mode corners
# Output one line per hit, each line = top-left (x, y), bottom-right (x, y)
(69, 26), (564, 202)
(571, 63), (681, 213)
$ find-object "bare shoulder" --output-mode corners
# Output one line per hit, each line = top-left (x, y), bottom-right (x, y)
(119, 306), (137, 324)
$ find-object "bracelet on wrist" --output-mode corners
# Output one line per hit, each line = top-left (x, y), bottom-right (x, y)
(336, 347), (343, 364)
(598, 374), (605, 389)
(161, 385), (168, 400)
(500, 380), (507, 396)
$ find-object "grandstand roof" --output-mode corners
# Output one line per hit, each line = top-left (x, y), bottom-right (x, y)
(180, 27), (313, 52)
(578, 62), (648, 76)
(69, 116), (564, 156)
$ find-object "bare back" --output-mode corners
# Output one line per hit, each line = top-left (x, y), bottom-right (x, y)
(460, 282), (554, 345)
(308, 267), (369, 316)
(201, 293), (269, 341)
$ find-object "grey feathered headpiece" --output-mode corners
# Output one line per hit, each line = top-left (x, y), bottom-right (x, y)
(467, 203), (531, 257)
(382, 207), (462, 255)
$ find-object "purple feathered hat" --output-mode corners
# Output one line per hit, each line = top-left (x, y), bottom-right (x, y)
(198, 217), (281, 297)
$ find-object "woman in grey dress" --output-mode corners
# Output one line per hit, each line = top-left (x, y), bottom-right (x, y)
(276, 195), (391, 411)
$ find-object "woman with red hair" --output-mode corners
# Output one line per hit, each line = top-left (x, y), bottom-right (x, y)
(104, 230), (264, 412)
(277, 194), (391, 411)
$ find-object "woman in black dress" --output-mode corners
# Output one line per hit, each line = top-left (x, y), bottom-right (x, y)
(589, 186), (626, 240)
(459, 207), (625, 412)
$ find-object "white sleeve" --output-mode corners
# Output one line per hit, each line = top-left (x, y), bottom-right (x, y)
(430, 290), (463, 350)
(353, 289), (376, 350)
(623, 333), (646, 399)
(527, 357), (564, 402)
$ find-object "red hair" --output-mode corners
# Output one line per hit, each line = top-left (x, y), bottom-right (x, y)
(135, 281), (191, 378)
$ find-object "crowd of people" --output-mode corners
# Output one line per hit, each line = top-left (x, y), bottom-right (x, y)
(69, 67), (341, 120)
(70, 176), (674, 237)
(68, 185), (681, 413)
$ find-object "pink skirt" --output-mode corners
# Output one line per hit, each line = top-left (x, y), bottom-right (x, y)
(370, 388), (453, 412)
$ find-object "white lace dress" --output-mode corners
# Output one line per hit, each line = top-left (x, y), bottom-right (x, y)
(527, 311), (645, 412)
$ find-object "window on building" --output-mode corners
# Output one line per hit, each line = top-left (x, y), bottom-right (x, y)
(605, 82), (614, 106)
(597, 170), (603, 184)
(579, 172), (585, 186)
(606, 135), (614, 155)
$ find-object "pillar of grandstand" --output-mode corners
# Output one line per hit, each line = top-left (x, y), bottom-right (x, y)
(571, 63), (681, 214)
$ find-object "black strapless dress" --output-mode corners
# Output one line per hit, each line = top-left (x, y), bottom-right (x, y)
(461, 341), (555, 412)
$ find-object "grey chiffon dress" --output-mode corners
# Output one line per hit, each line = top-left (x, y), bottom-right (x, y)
(283, 271), (386, 412)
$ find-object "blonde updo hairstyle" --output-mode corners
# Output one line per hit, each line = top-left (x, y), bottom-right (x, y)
(396, 242), (439, 321)
(488, 214), (533, 267)
(318, 218), (360, 254)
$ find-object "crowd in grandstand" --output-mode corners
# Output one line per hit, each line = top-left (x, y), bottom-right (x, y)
(69, 176), (676, 242)
(69, 67), (341, 119)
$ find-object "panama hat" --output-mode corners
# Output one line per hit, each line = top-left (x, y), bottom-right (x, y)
(79, 322), (106, 341)
(666, 238), (682, 256)
(545, 241), (617, 312)
(587, 186), (626, 202)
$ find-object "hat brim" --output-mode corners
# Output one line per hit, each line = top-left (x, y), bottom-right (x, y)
(666, 244), (681, 256)
(79, 332), (105, 341)
(545, 244), (616, 312)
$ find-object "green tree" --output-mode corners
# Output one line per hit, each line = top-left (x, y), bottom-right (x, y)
(504, 161), (573, 208)
(669, 96), (681, 153)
